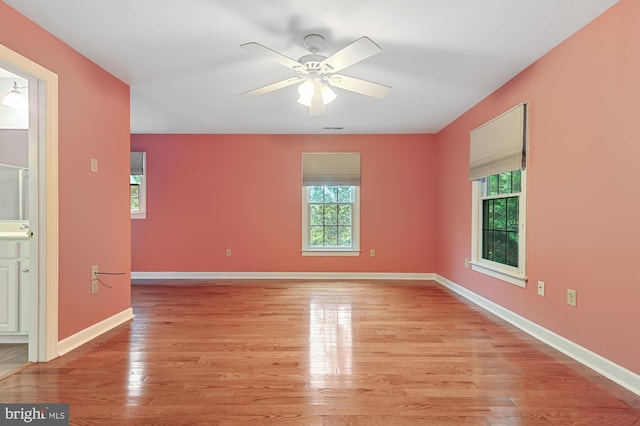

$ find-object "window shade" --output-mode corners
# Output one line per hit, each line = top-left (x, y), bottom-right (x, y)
(469, 103), (527, 181)
(130, 152), (144, 175)
(302, 152), (360, 186)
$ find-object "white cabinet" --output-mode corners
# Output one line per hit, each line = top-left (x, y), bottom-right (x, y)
(20, 258), (30, 332)
(0, 240), (28, 333)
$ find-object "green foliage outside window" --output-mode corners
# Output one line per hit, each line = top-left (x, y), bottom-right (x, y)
(482, 170), (521, 267)
(308, 186), (354, 247)
(130, 175), (141, 211)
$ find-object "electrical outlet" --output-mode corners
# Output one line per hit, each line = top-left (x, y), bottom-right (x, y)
(567, 289), (577, 307)
(370, 248), (375, 257)
(464, 258), (469, 268)
(90, 158), (98, 173)
(537, 281), (545, 296)
(225, 248), (231, 257)
(91, 265), (99, 280)
(91, 265), (99, 294)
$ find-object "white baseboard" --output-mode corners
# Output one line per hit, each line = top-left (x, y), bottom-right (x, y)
(0, 334), (28, 344)
(434, 274), (640, 397)
(131, 271), (435, 281)
(57, 308), (134, 357)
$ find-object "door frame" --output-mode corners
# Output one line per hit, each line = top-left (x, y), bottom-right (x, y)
(0, 43), (59, 362)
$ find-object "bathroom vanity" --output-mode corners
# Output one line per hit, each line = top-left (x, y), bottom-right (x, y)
(0, 222), (30, 339)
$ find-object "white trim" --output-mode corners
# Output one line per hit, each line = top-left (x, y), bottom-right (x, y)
(0, 334), (28, 344)
(130, 211), (146, 220)
(302, 250), (360, 257)
(434, 274), (640, 397)
(131, 271), (435, 281)
(56, 308), (134, 357)
(470, 262), (526, 288)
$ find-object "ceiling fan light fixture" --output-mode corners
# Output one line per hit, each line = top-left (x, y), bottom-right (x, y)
(241, 34), (389, 116)
(2, 82), (28, 109)
(297, 79), (337, 107)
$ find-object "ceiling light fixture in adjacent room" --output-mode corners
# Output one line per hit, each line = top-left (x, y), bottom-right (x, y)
(2, 81), (28, 109)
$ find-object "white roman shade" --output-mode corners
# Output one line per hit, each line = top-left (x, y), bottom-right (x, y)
(130, 152), (144, 175)
(302, 152), (361, 186)
(469, 103), (527, 180)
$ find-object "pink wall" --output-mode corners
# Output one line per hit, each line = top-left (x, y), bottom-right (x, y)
(6, 0), (632, 380)
(131, 134), (437, 273)
(435, 0), (640, 374)
(1, 3), (131, 340)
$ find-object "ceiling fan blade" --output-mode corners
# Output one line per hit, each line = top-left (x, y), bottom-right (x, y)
(309, 79), (325, 116)
(241, 42), (304, 73)
(321, 36), (382, 73)
(240, 77), (304, 97)
(328, 74), (392, 99)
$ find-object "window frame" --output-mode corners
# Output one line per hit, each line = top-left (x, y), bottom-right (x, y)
(301, 185), (360, 256)
(471, 169), (527, 287)
(130, 152), (146, 220)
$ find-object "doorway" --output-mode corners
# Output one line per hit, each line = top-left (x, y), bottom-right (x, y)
(0, 68), (29, 375)
(0, 43), (59, 365)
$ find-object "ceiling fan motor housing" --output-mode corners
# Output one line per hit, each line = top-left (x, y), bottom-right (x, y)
(297, 54), (329, 75)
(299, 34), (331, 75)
(303, 34), (325, 53)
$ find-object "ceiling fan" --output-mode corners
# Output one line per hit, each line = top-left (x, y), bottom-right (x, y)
(240, 34), (392, 116)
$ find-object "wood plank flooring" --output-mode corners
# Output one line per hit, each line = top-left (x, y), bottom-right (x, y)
(0, 343), (28, 379)
(0, 280), (638, 425)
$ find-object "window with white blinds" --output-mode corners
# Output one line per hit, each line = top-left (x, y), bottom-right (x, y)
(301, 152), (361, 256)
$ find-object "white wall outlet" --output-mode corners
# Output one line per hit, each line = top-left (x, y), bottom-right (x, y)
(370, 248), (375, 257)
(225, 248), (231, 257)
(464, 258), (469, 268)
(91, 280), (98, 295)
(537, 281), (545, 296)
(567, 289), (577, 307)
(90, 158), (98, 173)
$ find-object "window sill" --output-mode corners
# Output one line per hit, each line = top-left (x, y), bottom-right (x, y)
(470, 261), (527, 288)
(302, 250), (360, 257)
(131, 211), (146, 220)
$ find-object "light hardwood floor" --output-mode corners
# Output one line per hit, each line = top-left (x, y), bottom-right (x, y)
(0, 280), (638, 425)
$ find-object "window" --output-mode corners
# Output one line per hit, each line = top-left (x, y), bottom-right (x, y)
(301, 152), (360, 256)
(469, 103), (527, 287)
(472, 169), (526, 287)
(130, 152), (146, 219)
(302, 185), (359, 255)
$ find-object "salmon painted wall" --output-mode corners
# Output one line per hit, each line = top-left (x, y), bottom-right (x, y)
(1, 3), (131, 340)
(435, 0), (639, 374)
(131, 134), (436, 273)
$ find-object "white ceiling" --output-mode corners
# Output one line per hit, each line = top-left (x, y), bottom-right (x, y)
(0, 69), (21, 78)
(4, 0), (619, 134)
